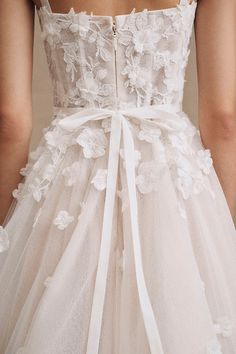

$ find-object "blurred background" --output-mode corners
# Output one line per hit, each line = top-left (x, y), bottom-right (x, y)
(31, 10), (236, 223)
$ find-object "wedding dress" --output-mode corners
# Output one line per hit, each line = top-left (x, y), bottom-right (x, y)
(0, 0), (236, 353)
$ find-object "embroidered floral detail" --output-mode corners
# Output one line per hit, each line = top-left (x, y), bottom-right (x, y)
(38, 6), (116, 108)
(66, 9), (90, 36)
(38, 0), (197, 109)
(196, 149), (213, 174)
(138, 122), (162, 143)
(20, 163), (32, 177)
(62, 162), (81, 186)
(16, 347), (25, 354)
(206, 338), (223, 354)
(41, 163), (56, 181)
(53, 211), (74, 230)
(167, 120), (197, 154)
(115, 2), (196, 107)
(136, 160), (165, 194)
(91, 169), (108, 190)
(121, 56), (152, 98)
(119, 148), (141, 169)
(44, 276), (53, 288)
(101, 117), (111, 133)
(214, 316), (234, 338)
(41, 14), (62, 47)
(12, 183), (25, 200)
(44, 127), (74, 154)
(0, 226), (9, 253)
(76, 127), (108, 158)
(28, 178), (44, 202)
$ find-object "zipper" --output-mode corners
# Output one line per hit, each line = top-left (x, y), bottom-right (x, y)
(112, 21), (118, 107)
(112, 21), (117, 51)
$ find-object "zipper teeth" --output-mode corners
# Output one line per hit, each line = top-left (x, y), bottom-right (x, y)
(112, 21), (116, 34)
(112, 21), (118, 107)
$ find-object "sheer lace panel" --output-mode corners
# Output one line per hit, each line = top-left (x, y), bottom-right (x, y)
(37, 0), (197, 109)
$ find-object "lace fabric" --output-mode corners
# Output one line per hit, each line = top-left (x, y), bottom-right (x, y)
(37, 0), (196, 110)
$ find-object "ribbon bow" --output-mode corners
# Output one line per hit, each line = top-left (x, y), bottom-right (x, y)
(57, 103), (183, 354)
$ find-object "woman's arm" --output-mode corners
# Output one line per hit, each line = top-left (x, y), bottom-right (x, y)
(0, 0), (35, 224)
(195, 0), (236, 217)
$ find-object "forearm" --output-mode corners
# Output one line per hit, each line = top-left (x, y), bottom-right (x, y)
(199, 118), (236, 218)
(0, 118), (32, 225)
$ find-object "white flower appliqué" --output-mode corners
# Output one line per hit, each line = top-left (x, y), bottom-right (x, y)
(206, 338), (223, 354)
(133, 27), (160, 54)
(214, 316), (234, 338)
(136, 160), (165, 194)
(196, 149), (213, 174)
(28, 178), (43, 203)
(0, 226), (9, 253)
(91, 169), (108, 191)
(67, 10), (90, 37)
(53, 211), (74, 230)
(62, 162), (81, 186)
(120, 148), (141, 169)
(138, 122), (162, 143)
(76, 127), (108, 158)
(12, 183), (25, 200)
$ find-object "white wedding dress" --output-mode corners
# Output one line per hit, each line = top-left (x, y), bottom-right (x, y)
(1, 0), (236, 353)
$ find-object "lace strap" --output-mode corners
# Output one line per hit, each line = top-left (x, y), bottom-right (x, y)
(40, 0), (52, 12)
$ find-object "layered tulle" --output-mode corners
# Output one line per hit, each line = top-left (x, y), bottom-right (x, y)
(1, 107), (236, 354)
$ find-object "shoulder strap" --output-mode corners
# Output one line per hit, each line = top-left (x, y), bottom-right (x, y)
(40, 0), (52, 12)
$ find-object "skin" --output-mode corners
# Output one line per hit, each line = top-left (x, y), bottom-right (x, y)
(195, 0), (236, 216)
(0, 0), (34, 224)
(33, 0), (195, 15)
(0, 0), (235, 224)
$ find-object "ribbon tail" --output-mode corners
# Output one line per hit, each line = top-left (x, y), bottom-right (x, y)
(121, 117), (165, 354)
(86, 112), (122, 354)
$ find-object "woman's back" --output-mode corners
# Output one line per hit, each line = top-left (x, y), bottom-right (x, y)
(33, 0), (188, 16)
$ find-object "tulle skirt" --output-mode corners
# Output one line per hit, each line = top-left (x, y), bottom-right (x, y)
(0, 106), (236, 354)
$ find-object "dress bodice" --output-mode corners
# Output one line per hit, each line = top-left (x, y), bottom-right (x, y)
(37, 0), (197, 110)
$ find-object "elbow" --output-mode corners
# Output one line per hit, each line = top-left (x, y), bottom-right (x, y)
(199, 108), (236, 141)
(0, 107), (32, 143)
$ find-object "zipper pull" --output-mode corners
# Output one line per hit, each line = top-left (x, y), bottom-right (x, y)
(112, 22), (117, 51)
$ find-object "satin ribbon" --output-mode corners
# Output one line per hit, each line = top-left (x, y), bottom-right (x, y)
(56, 104), (183, 354)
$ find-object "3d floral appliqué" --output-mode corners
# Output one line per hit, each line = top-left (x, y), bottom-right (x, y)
(91, 169), (108, 191)
(62, 162), (81, 186)
(136, 160), (165, 194)
(53, 211), (74, 230)
(120, 148), (141, 169)
(76, 127), (108, 158)
(138, 122), (162, 143)
(196, 149), (213, 174)
(206, 338), (223, 354)
(214, 316), (234, 338)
